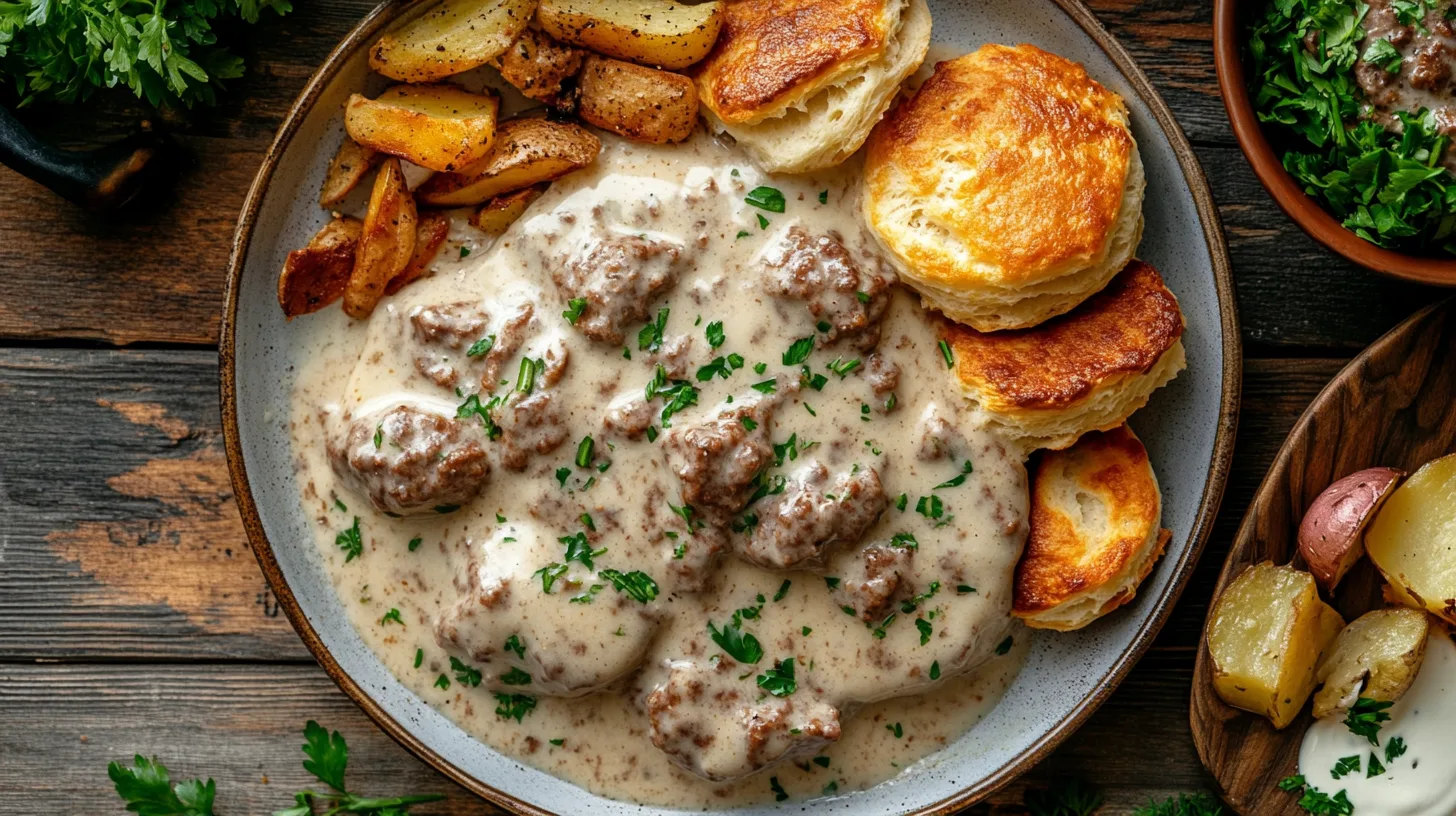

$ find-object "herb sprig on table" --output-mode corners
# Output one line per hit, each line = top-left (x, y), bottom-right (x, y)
(109, 720), (444, 815)
(1247, 0), (1456, 253)
(0, 0), (292, 108)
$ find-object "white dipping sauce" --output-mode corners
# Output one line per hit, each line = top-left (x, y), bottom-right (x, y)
(1298, 632), (1456, 814)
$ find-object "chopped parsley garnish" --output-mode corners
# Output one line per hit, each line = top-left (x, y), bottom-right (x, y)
(742, 416), (759, 431)
(1367, 752), (1386, 777)
(823, 781), (838, 796)
(757, 657), (797, 697)
(935, 460), (975, 489)
(915, 495), (944, 520)
(753, 362), (768, 374)
(379, 608), (403, 626)
(915, 617), (932, 645)
(668, 501), (702, 533)
(757, 213), (770, 230)
(929, 660), (941, 680)
(496, 512), (507, 523)
(825, 576), (841, 589)
(938, 339), (954, 368)
(646, 425), (659, 442)
(449, 656), (481, 687)
(957, 585), (977, 595)
(736, 229), (751, 239)
(995, 635), (1013, 655)
(816, 320), (832, 334)
(558, 531), (605, 569)
(575, 435), (595, 468)
(569, 584), (604, 604)
(493, 693), (536, 723)
(801, 367), (828, 391)
(333, 497), (347, 512)
(408, 536), (422, 552)
(751, 379), (777, 394)
(696, 355), (740, 381)
(813, 756), (830, 768)
(1362, 37), (1404, 72)
(373, 424), (382, 448)
(745, 185), (786, 213)
(773, 580), (792, 602)
(1329, 755), (1360, 780)
(466, 334), (495, 357)
(855, 290), (870, 304)
(782, 336), (815, 365)
(499, 667), (532, 686)
(433, 504), (459, 514)
(645, 364), (699, 426)
(900, 582), (940, 613)
(819, 190), (829, 204)
(708, 618), (763, 664)
(889, 532), (919, 550)
(769, 777), (788, 802)
(414, 648), (423, 668)
(895, 493), (908, 511)
(1385, 736), (1407, 762)
(599, 569), (659, 603)
(562, 297), (588, 325)
(335, 517), (363, 562)
(706, 321), (725, 348)
(1344, 697), (1393, 745)
(459, 246), (471, 258)
(549, 738), (564, 747)
(532, 562), (569, 593)
(555, 466), (571, 488)
(433, 674), (450, 690)
(802, 626), (812, 636)
(515, 357), (541, 395)
(456, 393), (502, 439)
(579, 512), (595, 532)
(804, 403), (817, 417)
(827, 357), (861, 378)
(886, 722), (903, 738)
(504, 635), (525, 659)
(638, 307), (670, 352)
(871, 613), (896, 639)
(1277, 775), (1305, 792)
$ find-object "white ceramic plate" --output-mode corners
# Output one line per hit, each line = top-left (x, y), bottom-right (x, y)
(222, 1), (1240, 813)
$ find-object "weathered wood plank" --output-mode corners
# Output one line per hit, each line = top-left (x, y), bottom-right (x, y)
(0, 662), (1211, 814)
(0, 350), (1343, 667)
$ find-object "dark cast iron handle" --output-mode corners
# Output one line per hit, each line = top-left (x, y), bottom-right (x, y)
(0, 105), (178, 213)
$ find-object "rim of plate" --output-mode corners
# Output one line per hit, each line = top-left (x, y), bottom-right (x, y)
(219, 1), (1242, 812)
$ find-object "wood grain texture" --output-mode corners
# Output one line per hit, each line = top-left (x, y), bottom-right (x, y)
(1191, 300), (1456, 814)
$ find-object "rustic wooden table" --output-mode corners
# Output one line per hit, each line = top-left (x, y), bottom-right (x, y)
(0, 1), (1443, 813)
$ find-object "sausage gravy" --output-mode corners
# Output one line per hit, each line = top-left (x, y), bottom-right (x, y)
(288, 132), (1031, 806)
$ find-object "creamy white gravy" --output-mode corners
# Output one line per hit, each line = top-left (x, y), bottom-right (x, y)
(1298, 632), (1456, 815)
(288, 133), (1031, 806)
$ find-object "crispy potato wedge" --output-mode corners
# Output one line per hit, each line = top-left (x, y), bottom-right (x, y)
(345, 158), (418, 319)
(345, 85), (500, 174)
(493, 28), (586, 106)
(416, 117), (599, 206)
(319, 139), (381, 207)
(1312, 607), (1429, 719)
(1206, 562), (1345, 729)
(278, 216), (363, 317)
(369, 0), (537, 83)
(470, 184), (547, 233)
(537, 0), (722, 70)
(1367, 453), (1456, 624)
(386, 212), (452, 295)
(577, 55), (698, 144)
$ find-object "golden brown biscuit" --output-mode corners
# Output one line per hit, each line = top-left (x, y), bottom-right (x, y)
(692, 0), (929, 173)
(1013, 424), (1169, 631)
(942, 259), (1185, 452)
(864, 43), (1145, 330)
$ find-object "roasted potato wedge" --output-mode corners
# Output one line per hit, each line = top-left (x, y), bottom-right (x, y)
(345, 158), (418, 319)
(577, 55), (698, 143)
(386, 212), (452, 295)
(470, 184), (547, 233)
(369, 0), (537, 83)
(1312, 607), (1429, 719)
(493, 28), (586, 106)
(1206, 562), (1345, 729)
(345, 85), (500, 174)
(1367, 453), (1456, 624)
(537, 0), (722, 70)
(416, 118), (599, 206)
(1298, 467), (1404, 592)
(319, 139), (381, 207)
(278, 216), (363, 317)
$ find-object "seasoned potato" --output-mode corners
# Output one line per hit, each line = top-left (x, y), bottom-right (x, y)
(1367, 453), (1456, 624)
(386, 212), (452, 295)
(369, 0), (537, 83)
(1206, 562), (1345, 729)
(1298, 467), (1405, 592)
(470, 184), (547, 233)
(537, 0), (722, 70)
(577, 55), (698, 143)
(416, 118), (599, 206)
(345, 158), (418, 319)
(345, 85), (500, 174)
(278, 216), (363, 317)
(493, 28), (586, 106)
(1312, 608), (1429, 719)
(319, 139), (380, 207)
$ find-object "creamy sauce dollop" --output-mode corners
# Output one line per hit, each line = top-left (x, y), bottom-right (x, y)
(288, 133), (1031, 806)
(1298, 632), (1456, 815)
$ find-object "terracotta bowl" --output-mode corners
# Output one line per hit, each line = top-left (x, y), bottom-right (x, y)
(1214, 0), (1456, 286)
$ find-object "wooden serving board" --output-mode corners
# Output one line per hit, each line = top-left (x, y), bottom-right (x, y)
(1191, 298), (1456, 814)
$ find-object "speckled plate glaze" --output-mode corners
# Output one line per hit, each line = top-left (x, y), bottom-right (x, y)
(221, 1), (1240, 813)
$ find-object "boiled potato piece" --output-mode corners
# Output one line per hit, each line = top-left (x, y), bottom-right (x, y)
(1206, 562), (1345, 729)
(369, 0), (537, 83)
(537, 0), (722, 69)
(1298, 467), (1405, 592)
(470, 184), (547, 233)
(1367, 453), (1456, 624)
(493, 28), (586, 106)
(577, 55), (698, 143)
(345, 85), (500, 174)
(386, 212), (452, 295)
(345, 158), (418, 319)
(416, 118), (599, 206)
(1312, 608), (1429, 719)
(319, 139), (381, 207)
(278, 216), (363, 317)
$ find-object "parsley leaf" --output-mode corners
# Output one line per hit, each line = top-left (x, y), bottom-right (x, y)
(301, 720), (349, 791)
(449, 656), (482, 687)
(599, 569), (659, 603)
(335, 517), (363, 562)
(1344, 697), (1393, 745)
(745, 186), (786, 213)
(782, 336), (815, 365)
(109, 755), (217, 816)
(1024, 776), (1103, 816)
(494, 693), (537, 723)
(562, 297), (588, 325)
(706, 320), (725, 348)
(756, 657), (797, 697)
(708, 618), (764, 663)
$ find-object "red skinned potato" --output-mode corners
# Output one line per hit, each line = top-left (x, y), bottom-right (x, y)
(1298, 467), (1405, 592)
